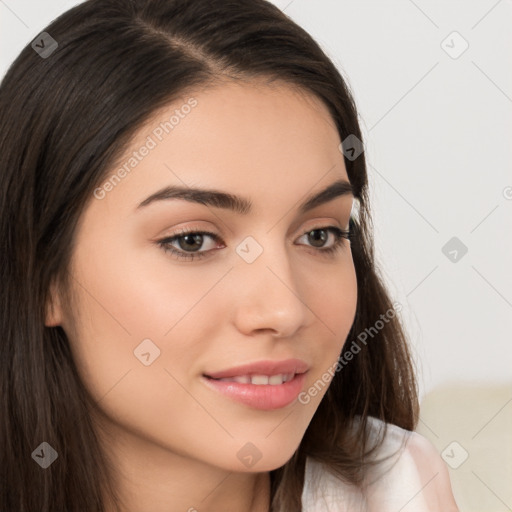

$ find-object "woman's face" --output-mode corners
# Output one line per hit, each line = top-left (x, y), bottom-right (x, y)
(48, 80), (357, 474)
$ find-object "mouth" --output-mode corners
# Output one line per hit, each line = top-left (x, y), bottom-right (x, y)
(201, 370), (308, 410)
(203, 358), (309, 380)
(204, 372), (297, 385)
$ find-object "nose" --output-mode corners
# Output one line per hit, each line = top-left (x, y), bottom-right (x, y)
(231, 240), (311, 338)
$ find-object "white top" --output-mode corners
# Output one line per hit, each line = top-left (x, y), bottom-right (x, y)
(301, 416), (459, 511)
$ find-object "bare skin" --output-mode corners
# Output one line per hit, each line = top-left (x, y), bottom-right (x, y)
(46, 79), (357, 512)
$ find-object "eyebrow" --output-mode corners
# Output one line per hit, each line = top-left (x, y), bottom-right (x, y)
(135, 178), (354, 215)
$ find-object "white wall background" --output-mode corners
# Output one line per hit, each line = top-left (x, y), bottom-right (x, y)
(1, 0), (511, 404)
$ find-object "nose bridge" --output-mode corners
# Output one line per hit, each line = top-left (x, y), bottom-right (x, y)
(232, 231), (308, 336)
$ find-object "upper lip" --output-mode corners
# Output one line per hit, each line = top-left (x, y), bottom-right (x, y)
(204, 358), (309, 379)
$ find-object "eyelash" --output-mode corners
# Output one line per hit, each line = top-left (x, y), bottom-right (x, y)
(156, 225), (353, 261)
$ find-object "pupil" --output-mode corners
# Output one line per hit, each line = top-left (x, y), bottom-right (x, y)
(309, 229), (327, 247)
(180, 234), (203, 251)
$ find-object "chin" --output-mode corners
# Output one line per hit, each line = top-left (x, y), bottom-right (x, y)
(221, 433), (304, 473)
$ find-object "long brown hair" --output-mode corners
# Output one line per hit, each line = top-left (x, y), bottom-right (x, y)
(0, 0), (418, 510)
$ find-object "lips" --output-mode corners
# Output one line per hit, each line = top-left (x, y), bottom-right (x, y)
(203, 358), (309, 380)
(202, 371), (308, 410)
(202, 358), (310, 410)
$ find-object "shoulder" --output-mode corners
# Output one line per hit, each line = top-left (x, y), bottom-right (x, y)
(302, 416), (459, 512)
(364, 417), (460, 511)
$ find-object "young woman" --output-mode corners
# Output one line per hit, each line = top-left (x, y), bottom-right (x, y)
(0, 0), (459, 510)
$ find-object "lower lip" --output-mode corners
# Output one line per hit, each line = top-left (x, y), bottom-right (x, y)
(202, 372), (307, 410)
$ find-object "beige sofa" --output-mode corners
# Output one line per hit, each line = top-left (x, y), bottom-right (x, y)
(416, 385), (512, 512)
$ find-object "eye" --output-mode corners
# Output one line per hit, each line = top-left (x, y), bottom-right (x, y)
(157, 224), (353, 261)
(296, 226), (351, 256)
(157, 228), (223, 261)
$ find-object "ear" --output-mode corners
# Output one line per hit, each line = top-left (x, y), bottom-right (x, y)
(45, 281), (64, 327)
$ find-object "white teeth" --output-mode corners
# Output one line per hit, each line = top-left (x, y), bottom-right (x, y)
(215, 373), (295, 385)
(251, 375), (269, 385)
(268, 374), (284, 385)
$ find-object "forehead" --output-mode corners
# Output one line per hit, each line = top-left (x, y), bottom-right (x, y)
(94, 80), (349, 216)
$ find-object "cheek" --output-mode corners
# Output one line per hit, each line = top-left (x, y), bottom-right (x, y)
(298, 253), (358, 400)
(62, 239), (203, 394)
(68, 231), (220, 338)
(63, 247), (223, 450)
(307, 252), (358, 343)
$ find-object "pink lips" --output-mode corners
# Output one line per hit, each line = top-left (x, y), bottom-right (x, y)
(202, 358), (309, 410)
